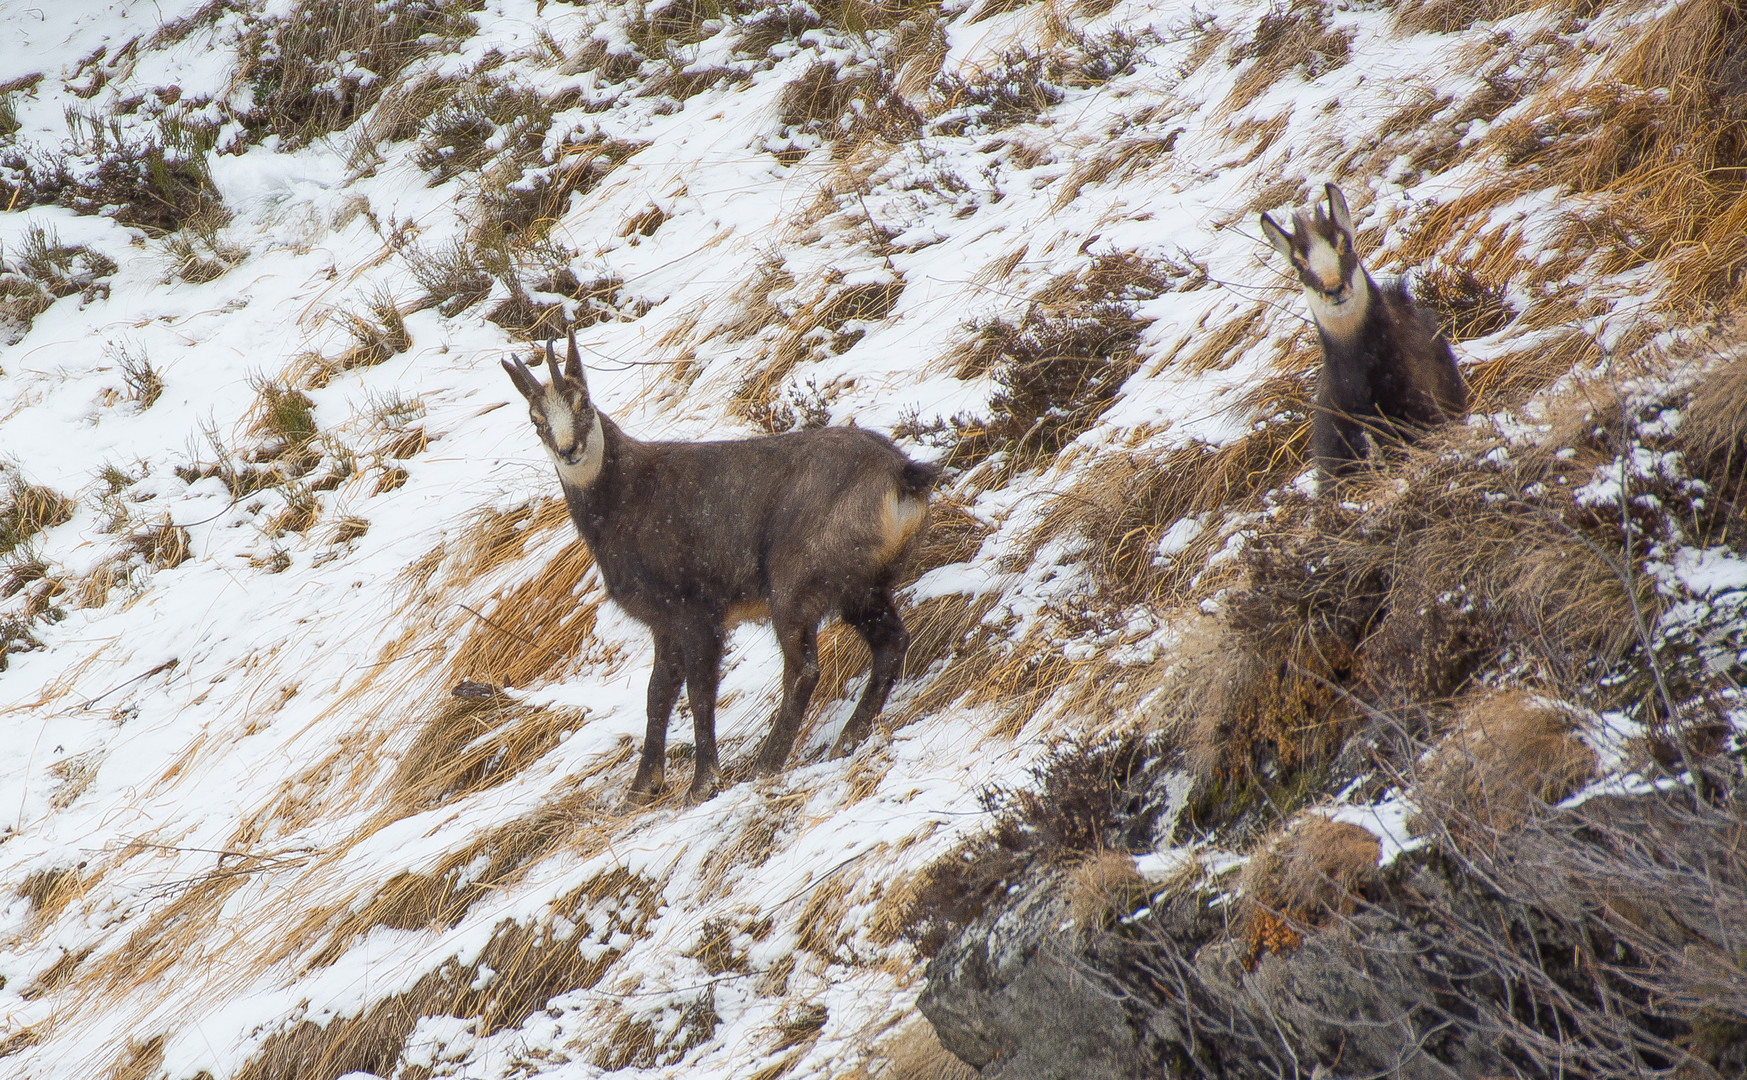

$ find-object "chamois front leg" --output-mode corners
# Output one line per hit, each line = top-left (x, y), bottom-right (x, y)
(831, 592), (909, 758)
(679, 619), (727, 803)
(630, 633), (685, 804)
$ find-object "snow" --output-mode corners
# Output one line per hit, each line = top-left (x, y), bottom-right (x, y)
(0, 0), (1727, 1076)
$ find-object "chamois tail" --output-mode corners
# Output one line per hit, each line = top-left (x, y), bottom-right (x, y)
(898, 459), (941, 499)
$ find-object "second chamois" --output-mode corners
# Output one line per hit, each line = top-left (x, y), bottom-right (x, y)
(503, 335), (937, 803)
(1261, 183), (1467, 478)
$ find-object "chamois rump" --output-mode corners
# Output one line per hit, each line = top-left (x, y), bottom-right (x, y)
(1260, 183), (1467, 478)
(503, 335), (938, 803)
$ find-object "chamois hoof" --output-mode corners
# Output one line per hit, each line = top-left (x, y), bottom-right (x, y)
(686, 775), (722, 805)
(625, 770), (664, 807)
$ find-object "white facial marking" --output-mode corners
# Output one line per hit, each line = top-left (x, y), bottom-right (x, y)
(553, 411), (604, 489)
(1300, 234), (1369, 341)
(1305, 235), (1344, 293)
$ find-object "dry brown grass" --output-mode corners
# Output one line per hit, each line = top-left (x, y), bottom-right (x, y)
(16, 865), (83, 929)
(0, 473), (75, 556)
(848, 1019), (978, 1080)
(1237, 815), (1380, 964)
(107, 1035), (164, 1080)
(1064, 848), (1149, 933)
(241, 868), (656, 1080)
(448, 539), (612, 689)
(387, 695), (589, 812)
(1391, 0), (1553, 35)
(777, 60), (921, 150)
(1226, 1), (1353, 112)
(1412, 691), (1599, 838)
(732, 272), (904, 426)
(302, 794), (598, 968)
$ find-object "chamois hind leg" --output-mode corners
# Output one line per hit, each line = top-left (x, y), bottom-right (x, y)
(831, 590), (909, 759)
(628, 631), (684, 804)
(679, 616), (727, 802)
(754, 598), (828, 777)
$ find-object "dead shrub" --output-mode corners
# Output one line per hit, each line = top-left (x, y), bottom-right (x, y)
(1414, 265), (1514, 341)
(405, 236), (491, 316)
(732, 271), (903, 422)
(0, 224), (117, 343)
(414, 78), (550, 181)
(943, 253), (1183, 469)
(1412, 692), (1599, 838)
(930, 48), (1065, 136)
(903, 735), (1151, 957)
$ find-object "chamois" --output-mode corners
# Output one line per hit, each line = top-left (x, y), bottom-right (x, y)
(1260, 183), (1467, 478)
(503, 335), (938, 803)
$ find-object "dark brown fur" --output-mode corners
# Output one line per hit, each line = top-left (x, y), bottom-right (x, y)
(504, 336), (937, 802)
(1261, 183), (1467, 478)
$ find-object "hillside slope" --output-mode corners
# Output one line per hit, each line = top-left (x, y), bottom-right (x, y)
(0, 1), (1743, 1078)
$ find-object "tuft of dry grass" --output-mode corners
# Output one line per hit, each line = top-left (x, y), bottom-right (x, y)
(1411, 691), (1598, 838)
(1226, 0), (1353, 112)
(388, 695), (588, 813)
(17, 865), (83, 928)
(0, 471), (75, 556)
(852, 1020), (978, 1080)
(107, 1035), (165, 1080)
(732, 271), (904, 425)
(245, 868), (656, 1080)
(1236, 815), (1380, 965)
(1064, 848), (1149, 933)
(240, 0), (478, 147)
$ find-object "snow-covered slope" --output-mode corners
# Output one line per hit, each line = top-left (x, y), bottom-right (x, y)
(1, 0), (1739, 1077)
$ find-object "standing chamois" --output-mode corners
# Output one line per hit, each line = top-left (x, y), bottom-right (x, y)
(1260, 183), (1467, 478)
(503, 335), (938, 803)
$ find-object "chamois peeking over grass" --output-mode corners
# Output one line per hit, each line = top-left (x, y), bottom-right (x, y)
(1261, 183), (1467, 479)
(503, 335), (938, 803)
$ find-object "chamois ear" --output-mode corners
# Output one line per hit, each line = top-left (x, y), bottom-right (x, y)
(1324, 183), (1354, 240)
(564, 331), (587, 389)
(502, 356), (541, 401)
(1259, 213), (1294, 259)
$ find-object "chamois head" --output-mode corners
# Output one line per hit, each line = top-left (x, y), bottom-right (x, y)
(502, 332), (605, 488)
(1260, 183), (1369, 338)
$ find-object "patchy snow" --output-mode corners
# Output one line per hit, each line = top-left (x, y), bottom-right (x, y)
(0, 0), (1726, 1076)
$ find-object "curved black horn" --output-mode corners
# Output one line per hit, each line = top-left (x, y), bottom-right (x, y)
(565, 331), (585, 384)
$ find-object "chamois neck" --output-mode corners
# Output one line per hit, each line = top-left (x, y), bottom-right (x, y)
(1307, 268), (1374, 347)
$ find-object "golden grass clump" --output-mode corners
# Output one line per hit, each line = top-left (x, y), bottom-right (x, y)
(1237, 815), (1380, 965)
(1411, 691), (1598, 838)
(388, 694), (589, 812)
(107, 1035), (165, 1080)
(1064, 848), (1150, 933)
(839, 1021), (977, 1080)
(0, 472), (75, 556)
(16, 865), (83, 928)
(449, 539), (611, 689)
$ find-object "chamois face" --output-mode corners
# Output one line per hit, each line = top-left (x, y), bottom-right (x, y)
(1260, 183), (1369, 339)
(502, 336), (605, 489)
